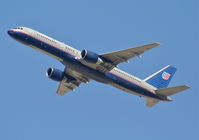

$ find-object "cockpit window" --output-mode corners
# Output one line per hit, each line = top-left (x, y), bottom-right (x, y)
(16, 27), (23, 30)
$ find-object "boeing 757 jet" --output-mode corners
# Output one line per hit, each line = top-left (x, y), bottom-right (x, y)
(8, 27), (190, 107)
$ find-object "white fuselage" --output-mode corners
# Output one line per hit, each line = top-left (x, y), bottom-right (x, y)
(8, 27), (160, 99)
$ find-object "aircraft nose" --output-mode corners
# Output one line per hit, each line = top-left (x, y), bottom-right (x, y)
(7, 29), (15, 36)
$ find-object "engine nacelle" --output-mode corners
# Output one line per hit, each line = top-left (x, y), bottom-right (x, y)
(46, 68), (64, 82)
(81, 50), (103, 64)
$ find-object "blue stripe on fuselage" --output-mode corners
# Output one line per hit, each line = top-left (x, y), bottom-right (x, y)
(11, 30), (162, 100)
(11, 31), (75, 60)
(106, 73), (161, 99)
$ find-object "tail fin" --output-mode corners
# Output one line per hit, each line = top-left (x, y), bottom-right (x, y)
(144, 65), (177, 89)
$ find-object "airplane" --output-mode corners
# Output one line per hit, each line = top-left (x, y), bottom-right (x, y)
(8, 26), (190, 107)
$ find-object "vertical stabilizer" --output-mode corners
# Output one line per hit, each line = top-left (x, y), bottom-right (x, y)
(144, 65), (177, 89)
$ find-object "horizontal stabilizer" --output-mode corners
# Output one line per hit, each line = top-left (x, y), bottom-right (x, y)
(146, 98), (160, 107)
(146, 85), (190, 107)
(155, 85), (190, 96)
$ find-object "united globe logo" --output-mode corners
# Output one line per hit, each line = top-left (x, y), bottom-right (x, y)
(162, 72), (171, 80)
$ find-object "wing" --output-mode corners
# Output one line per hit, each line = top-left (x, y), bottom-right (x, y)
(56, 67), (90, 95)
(57, 77), (81, 95)
(100, 42), (160, 66)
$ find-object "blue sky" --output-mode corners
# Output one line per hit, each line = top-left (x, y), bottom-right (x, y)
(0, 0), (198, 140)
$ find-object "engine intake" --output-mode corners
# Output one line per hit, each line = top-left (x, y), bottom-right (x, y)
(46, 68), (64, 82)
(81, 50), (103, 64)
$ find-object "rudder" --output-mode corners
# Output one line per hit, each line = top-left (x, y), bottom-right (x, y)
(144, 65), (177, 89)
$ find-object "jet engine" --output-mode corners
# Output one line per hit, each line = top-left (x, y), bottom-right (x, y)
(46, 68), (64, 82)
(81, 50), (103, 64)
